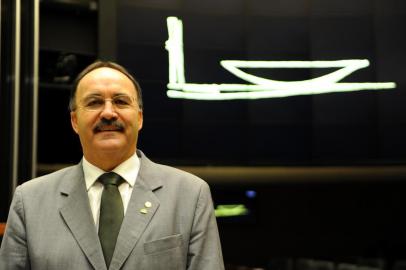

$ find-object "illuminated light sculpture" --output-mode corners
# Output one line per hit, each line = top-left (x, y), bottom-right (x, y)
(165, 17), (396, 100)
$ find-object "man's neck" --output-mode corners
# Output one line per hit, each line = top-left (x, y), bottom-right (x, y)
(84, 151), (135, 171)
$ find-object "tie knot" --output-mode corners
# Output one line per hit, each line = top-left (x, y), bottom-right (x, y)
(98, 172), (124, 186)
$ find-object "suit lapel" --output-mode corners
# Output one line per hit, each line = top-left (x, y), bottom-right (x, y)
(59, 164), (107, 270)
(110, 153), (163, 270)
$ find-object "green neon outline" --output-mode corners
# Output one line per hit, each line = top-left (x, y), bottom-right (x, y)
(214, 204), (249, 217)
(165, 17), (396, 100)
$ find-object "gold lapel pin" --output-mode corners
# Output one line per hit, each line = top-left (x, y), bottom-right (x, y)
(140, 208), (148, 214)
(144, 201), (152, 208)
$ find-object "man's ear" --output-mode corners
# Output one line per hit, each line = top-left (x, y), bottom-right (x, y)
(138, 110), (144, 131)
(70, 111), (79, 134)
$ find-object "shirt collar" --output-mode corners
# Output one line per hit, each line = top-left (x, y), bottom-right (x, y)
(83, 152), (140, 191)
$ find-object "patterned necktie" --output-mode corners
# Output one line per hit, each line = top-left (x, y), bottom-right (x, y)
(98, 172), (124, 267)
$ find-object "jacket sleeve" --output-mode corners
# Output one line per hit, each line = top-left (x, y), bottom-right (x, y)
(0, 186), (30, 270)
(186, 182), (225, 270)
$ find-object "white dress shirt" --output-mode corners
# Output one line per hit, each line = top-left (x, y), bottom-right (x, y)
(82, 152), (141, 228)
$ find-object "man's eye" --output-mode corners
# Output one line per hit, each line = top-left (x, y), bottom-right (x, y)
(114, 97), (132, 106)
(85, 99), (104, 107)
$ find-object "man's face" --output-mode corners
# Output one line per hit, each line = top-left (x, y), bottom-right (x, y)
(70, 67), (143, 164)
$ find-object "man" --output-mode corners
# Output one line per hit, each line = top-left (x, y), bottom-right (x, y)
(0, 61), (224, 270)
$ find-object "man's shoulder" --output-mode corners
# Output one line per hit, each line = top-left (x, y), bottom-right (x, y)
(140, 152), (199, 179)
(156, 162), (204, 182)
(139, 152), (208, 188)
(18, 164), (81, 192)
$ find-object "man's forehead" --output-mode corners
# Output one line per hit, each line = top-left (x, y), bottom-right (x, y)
(79, 67), (133, 84)
(77, 67), (136, 95)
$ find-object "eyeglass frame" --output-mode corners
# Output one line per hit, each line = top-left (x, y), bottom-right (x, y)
(76, 94), (141, 112)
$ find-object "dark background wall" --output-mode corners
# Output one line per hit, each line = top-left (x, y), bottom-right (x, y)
(115, 0), (406, 167)
(213, 176), (406, 268)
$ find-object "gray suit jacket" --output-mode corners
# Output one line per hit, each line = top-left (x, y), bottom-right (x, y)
(0, 151), (224, 270)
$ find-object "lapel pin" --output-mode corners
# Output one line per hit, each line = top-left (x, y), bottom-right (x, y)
(144, 201), (152, 208)
(140, 208), (148, 214)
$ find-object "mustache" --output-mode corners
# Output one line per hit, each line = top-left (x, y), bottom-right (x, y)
(93, 118), (125, 133)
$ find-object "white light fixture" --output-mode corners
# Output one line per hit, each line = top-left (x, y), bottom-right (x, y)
(165, 17), (396, 100)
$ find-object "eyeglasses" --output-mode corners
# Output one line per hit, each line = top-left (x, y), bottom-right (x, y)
(78, 95), (138, 111)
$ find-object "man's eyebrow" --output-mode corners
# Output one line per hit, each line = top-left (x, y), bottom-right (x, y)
(82, 92), (135, 99)
(112, 93), (133, 97)
(83, 92), (103, 98)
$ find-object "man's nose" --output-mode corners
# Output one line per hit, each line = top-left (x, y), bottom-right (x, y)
(100, 100), (118, 119)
